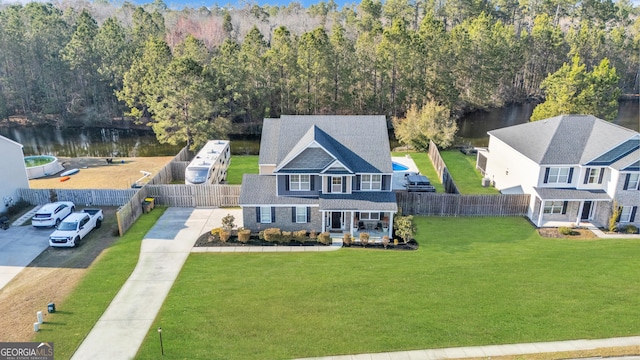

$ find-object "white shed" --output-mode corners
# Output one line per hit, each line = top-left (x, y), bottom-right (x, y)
(0, 135), (29, 214)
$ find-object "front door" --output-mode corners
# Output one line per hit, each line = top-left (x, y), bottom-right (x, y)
(331, 212), (341, 229)
(581, 201), (592, 220)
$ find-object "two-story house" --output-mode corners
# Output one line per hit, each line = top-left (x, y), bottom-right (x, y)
(239, 115), (398, 238)
(477, 114), (639, 228)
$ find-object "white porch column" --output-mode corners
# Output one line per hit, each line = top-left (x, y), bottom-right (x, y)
(321, 211), (326, 233)
(388, 212), (394, 238)
(350, 211), (355, 237)
(576, 201), (585, 226)
(536, 199), (544, 227)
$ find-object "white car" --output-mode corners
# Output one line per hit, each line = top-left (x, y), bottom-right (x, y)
(32, 201), (75, 228)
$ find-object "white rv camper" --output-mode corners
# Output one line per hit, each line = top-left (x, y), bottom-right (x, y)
(185, 140), (231, 185)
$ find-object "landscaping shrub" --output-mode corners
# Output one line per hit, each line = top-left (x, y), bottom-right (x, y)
(219, 229), (230, 243)
(210, 227), (222, 241)
(382, 235), (390, 248)
(559, 226), (577, 236)
(282, 231), (293, 243)
(359, 232), (370, 245)
(237, 229), (251, 243)
(318, 232), (331, 245)
(609, 201), (621, 232)
(309, 230), (317, 239)
(221, 214), (235, 231)
(343, 233), (351, 245)
(293, 230), (307, 242)
(620, 225), (639, 234)
(263, 228), (282, 243)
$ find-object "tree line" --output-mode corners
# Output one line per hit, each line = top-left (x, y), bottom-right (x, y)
(0, 0), (637, 149)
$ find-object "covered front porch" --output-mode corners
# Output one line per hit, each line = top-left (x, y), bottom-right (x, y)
(319, 192), (398, 239)
(532, 187), (611, 228)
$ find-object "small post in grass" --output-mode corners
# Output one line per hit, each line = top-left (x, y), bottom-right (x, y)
(158, 327), (164, 356)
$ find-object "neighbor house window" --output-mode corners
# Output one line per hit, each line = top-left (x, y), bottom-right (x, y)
(359, 212), (380, 220)
(295, 207), (307, 223)
(290, 175), (310, 191)
(627, 173), (639, 190)
(586, 168), (603, 184)
(260, 206), (272, 223)
(543, 201), (565, 214)
(332, 177), (342, 193)
(620, 206), (633, 222)
(361, 174), (382, 190)
(547, 168), (570, 183)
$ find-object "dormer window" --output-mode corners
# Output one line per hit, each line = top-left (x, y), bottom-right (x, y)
(290, 175), (310, 191)
(361, 174), (382, 190)
(332, 177), (342, 193)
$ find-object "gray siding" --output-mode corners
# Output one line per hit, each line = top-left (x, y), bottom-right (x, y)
(243, 206), (322, 232)
(276, 174), (321, 197)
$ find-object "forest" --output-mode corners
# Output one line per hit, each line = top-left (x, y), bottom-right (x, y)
(0, 0), (638, 147)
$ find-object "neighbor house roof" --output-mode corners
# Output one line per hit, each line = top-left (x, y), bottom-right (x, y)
(0, 134), (23, 149)
(488, 115), (639, 166)
(259, 115), (392, 173)
(533, 187), (611, 201)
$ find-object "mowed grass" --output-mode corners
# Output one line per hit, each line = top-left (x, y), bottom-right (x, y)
(440, 150), (498, 194)
(136, 217), (640, 359)
(33, 208), (166, 359)
(227, 155), (258, 184)
(392, 151), (444, 192)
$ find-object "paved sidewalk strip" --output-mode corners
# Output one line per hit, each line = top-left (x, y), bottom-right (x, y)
(296, 336), (640, 360)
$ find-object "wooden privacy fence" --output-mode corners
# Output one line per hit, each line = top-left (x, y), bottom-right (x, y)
(147, 146), (191, 185)
(17, 188), (137, 206)
(396, 192), (530, 216)
(146, 184), (241, 207)
(428, 140), (459, 194)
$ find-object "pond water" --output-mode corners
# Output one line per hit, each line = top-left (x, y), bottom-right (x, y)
(0, 100), (637, 156)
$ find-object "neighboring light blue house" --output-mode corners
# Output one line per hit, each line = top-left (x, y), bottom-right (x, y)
(239, 115), (397, 238)
(477, 115), (639, 229)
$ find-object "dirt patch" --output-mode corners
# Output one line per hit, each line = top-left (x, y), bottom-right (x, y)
(29, 156), (173, 189)
(0, 207), (120, 342)
(538, 227), (598, 239)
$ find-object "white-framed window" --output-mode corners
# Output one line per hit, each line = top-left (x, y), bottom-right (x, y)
(548, 168), (570, 183)
(290, 175), (310, 191)
(587, 168), (601, 184)
(628, 173), (639, 190)
(620, 206), (633, 222)
(543, 201), (565, 214)
(359, 212), (380, 220)
(295, 207), (307, 223)
(260, 206), (272, 223)
(361, 174), (382, 190)
(332, 177), (342, 193)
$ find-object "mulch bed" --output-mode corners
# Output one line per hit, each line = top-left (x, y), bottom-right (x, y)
(194, 232), (419, 250)
(537, 227), (598, 239)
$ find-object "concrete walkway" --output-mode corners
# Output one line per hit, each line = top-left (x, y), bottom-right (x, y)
(71, 207), (241, 360)
(296, 336), (640, 359)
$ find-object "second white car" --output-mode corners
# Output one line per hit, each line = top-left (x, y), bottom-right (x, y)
(32, 201), (75, 228)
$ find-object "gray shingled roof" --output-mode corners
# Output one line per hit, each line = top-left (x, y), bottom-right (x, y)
(488, 115), (639, 165)
(238, 175), (318, 206)
(281, 147), (335, 171)
(533, 187), (611, 201)
(319, 192), (398, 211)
(260, 115), (392, 173)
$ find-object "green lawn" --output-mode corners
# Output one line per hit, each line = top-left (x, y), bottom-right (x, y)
(392, 151), (445, 193)
(440, 150), (498, 194)
(33, 208), (166, 359)
(136, 217), (640, 359)
(227, 155), (258, 184)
